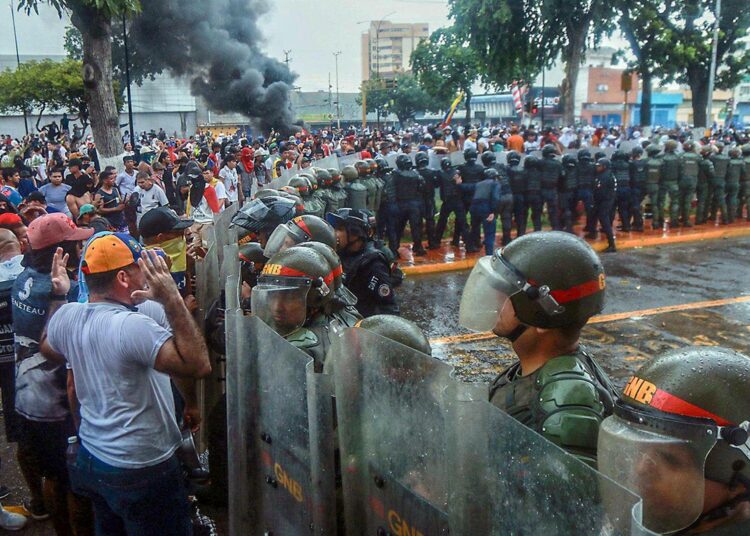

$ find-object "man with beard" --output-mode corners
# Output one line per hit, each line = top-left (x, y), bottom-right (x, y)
(458, 232), (616, 466)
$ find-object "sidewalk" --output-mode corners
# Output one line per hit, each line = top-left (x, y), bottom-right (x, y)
(398, 219), (750, 275)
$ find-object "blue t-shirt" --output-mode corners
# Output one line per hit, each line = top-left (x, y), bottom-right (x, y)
(12, 266), (78, 421)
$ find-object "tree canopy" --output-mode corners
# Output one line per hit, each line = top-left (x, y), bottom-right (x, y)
(358, 74), (444, 127)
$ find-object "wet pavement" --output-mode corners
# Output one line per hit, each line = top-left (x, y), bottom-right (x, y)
(398, 236), (750, 389)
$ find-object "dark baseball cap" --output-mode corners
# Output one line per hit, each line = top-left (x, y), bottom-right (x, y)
(68, 158), (83, 169)
(138, 207), (193, 238)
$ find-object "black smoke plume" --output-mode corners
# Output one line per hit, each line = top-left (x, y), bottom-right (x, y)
(129, 0), (297, 134)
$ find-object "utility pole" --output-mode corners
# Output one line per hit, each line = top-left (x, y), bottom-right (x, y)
(540, 67), (545, 128)
(122, 14), (135, 146)
(283, 50), (292, 69)
(328, 72), (333, 129)
(9, 2), (28, 135)
(706, 0), (722, 130)
(333, 51), (342, 129)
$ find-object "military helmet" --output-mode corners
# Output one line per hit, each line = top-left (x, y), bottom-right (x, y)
(507, 151), (522, 166)
(354, 160), (369, 177)
(646, 145), (661, 157)
(561, 154), (577, 167)
(664, 139), (678, 152)
(328, 168), (342, 184)
(631, 146), (644, 157)
(374, 157), (390, 173)
(577, 148), (592, 162)
(288, 176), (312, 195)
(316, 168), (332, 185)
(742, 144), (750, 156)
(239, 241), (267, 287)
(682, 140), (695, 152)
(596, 157), (611, 172)
(700, 145), (714, 156)
(541, 144), (558, 157)
(356, 315), (432, 356)
(598, 347), (750, 533)
(481, 151), (497, 167)
(395, 154), (412, 171)
(715, 141), (725, 151)
(299, 171), (318, 190)
(523, 155), (540, 171)
(296, 241), (344, 292)
(365, 158), (378, 174)
(459, 231), (605, 331)
(414, 151), (429, 167)
(611, 149), (627, 161)
(230, 196), (296, 235)
(463, 147), (478, 162)
(326, 208), (374, 240)
(483, 168), (499, 180)
(263, 214), (336, 257)
(341, 165), (359, 181)
(253, 188), (280, 200)
(729, 147), (741, 158)
(593, 151), (606, 161)
(279, 185), (299, 196)
(440, 157), (452, 171)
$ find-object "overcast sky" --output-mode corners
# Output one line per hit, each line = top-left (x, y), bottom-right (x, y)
(0, 0), (452, 93)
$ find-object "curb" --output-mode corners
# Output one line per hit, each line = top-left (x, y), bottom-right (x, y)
(401, 224), (750, 276)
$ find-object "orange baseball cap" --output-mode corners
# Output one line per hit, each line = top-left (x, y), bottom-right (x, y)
(81, 233), (143, 275)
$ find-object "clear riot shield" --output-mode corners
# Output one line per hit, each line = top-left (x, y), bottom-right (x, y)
(330, 328), (453, 536)
(338, 152), (362, 168)
(449, 150), (466, 166)
(617, 140), (637, 154)
(385, 153), (399, 170)
(213, 204), (238, 267)
(227, 315), (337, 535)
(317, 155), (339, 170)
(445, 385), (657, 536)
(428, 153), (442, 169)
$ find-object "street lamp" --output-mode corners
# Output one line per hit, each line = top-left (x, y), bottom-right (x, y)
(333, 51), (342, 129)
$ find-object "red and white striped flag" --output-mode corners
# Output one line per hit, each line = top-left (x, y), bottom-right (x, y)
(511, 81), (528, 116)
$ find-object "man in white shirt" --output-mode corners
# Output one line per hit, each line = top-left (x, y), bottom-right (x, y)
(43, 235), (210, 535)
(218, 155), (239, 204)
(134, 171), (169, 225)
(115, 156), (137, 197)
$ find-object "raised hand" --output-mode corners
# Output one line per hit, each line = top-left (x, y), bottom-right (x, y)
(51, 247), (71, 297)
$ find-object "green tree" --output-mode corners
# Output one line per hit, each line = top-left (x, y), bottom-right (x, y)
(651, 0), (750, 127)
(19, 0), (141, 161)
(0, 59), (118, 134)
(411, 27), (481, 124)
(64, 22), (162, 98)
(358, 74), (440, 127)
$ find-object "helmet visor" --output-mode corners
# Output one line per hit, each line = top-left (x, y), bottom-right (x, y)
(263, 223), (308, 257)
(598, 407), (717, 534)
(251, 278), (311, 337)
(458, 256), (522, 332)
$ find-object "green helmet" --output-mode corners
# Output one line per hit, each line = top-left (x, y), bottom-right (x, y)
(646, 145), (661, 157)
(664, 139), (678, 152)
(253, 246), (337, 335)
(316, 168), (332, 186)
(459, 231), (605, 332)
(365, 158), (377, 174)
(356, 315), (431, 356)
(296, 241), (344, 292)
(328, 168), (341, 184)
(341, 165), (358, 181)
(682, 140), (695, 152)
(729, 147), (741, 158)
(742, 144), (750, 156)
(715, 141), (725, 151)
(263, 214), (336, 257)
(239, 242), (267, 287)
(253, 188), (280, 200)
(598, 346), (750, 534)
(288, 176), (312, 197)
(354, 160), (369, 177)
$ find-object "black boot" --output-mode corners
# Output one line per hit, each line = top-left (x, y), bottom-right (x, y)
(604, 238), (617, 253)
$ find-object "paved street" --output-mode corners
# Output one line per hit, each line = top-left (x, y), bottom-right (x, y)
(399, 236), (750, 388)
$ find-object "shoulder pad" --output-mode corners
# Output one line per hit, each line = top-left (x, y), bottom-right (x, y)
(285, 327), (319, 349)
(535, 355), (609, 463)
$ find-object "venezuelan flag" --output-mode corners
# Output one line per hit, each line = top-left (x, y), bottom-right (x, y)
(440, 92), (464, 128)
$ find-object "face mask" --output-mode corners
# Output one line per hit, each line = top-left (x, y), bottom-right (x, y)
(149, 236), (187, 273)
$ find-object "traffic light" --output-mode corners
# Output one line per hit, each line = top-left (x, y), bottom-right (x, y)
(384, 78), (398, 90)
(531, 102), (539, 115)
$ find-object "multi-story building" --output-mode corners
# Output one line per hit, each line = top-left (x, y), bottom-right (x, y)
(360, 20), (429, 81)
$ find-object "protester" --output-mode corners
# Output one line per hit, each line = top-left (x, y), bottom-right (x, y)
(39, 167), (72, 216)
(134, 170), (169, 226)
(139, 207), (194, 297)
(94, 168), (127, 231)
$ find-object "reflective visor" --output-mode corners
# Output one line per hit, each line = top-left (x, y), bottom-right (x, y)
(263, 223), (309, 257)
(598, 404), (718, 534)
(251, 277), (311, 337)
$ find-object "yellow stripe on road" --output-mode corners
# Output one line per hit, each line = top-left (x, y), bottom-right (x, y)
(430, 295), (750, 345)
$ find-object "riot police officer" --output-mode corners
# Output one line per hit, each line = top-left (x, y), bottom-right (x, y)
(559, 153), (578, 233)
(457, 147), (485, 245)
(726, 147), (746, 222)
(507, 151), (528, 237)
(289, 176), (325, 218)
(678, 141), (701, 227)
(263, 214), (337, 257)
(415, 151), (440, 249)
(434, 158), (468, 248)
(355, 160), (378, 212)
(524, 155), (543, 232)
(592, 157), (617, 252)
(459, 232), (617, 465)
(538, 144), (562, 230)
(392, 154), (426, 257)
(576, 149), (597, 235)
(710, 142), (730, 223)
(659, 139), (681, 228)
(611, 150), (631, 231)
(628, 146), (647, 232)
(230, 195), (297, 247)
(326, 208), (399, 317)
(314, 168), (338, 215)
(468, 168), (501, 254)
(343, 164), (368, 210)
(329, 168), (349, 212)
(598, 347), (750, 534)
(696, 146), (715, 225)
(644, 145), (664, 229)
(374, 157), (400, 255)
(739, 144), (750, 220)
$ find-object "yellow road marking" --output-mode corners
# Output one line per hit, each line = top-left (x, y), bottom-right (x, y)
(430, 295), (750, 345)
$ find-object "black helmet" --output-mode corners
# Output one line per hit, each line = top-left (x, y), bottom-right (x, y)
(463, 147), (478, 162)
(631, 146), (644, 157)
(374, 156), (390, 173)
(395, 154), (412, 171)
(459, 231), (606, 332)
(440, 157), (452, 171)
(238, 242), (267, 287)
(561, 154), (577, 168)
(230, 196), (296, 235)
(523, 155), (540, 171)
(506, 151), (521, 165)
(596, 157), (611, 172)
(577, 148), (592, 162)
(483, 168), (499, 180)
(593, 151), (606, 161)
(481, 151), (497, 166)
(541, 144), (558, 157)
(414, 151), (429, 167)
(611, 150), (626, 161)
(326, 208), (374, 241)
(263, 214), (336, 257)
